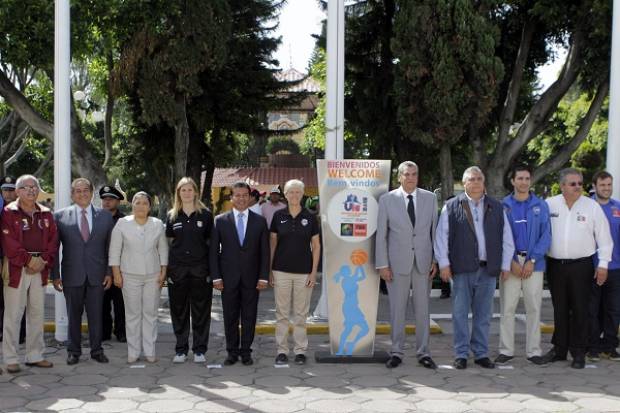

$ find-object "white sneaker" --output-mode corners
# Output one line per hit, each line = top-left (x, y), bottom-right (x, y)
(173, 353), (187, 363)
(194, 353), (206, 363)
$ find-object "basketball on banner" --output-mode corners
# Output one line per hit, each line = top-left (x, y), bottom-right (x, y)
(350, 249), (368, 266)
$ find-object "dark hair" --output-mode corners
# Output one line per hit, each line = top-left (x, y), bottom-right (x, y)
(250, 189), (260, 201)
(593, 170), (613, 184)
(510, 165), (532, 180)
(231, 181), (251, 193)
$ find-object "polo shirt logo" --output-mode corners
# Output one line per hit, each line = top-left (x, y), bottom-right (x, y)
(301, 218), (308, 226)
(533, 206), (540, 215)
(197, 221), (203, 227)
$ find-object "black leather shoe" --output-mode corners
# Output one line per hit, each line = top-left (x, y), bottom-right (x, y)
(67, 354), (80, 365)
(419, 356), (437, 369)
(543, 348), (567, 363)
(224, 354), (238, 366)
(474, 357), (495, 369)
(571, 358), (585, 369)
(241, 355), (253, 366)
(454, 358), (467, 369)
(385, 356), (402, 368)
(91, 353), (109, 363)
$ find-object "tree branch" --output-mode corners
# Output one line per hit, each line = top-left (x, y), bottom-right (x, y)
(531, 77), (610, 184)
(497, 18), (536, 150)
(33, 147), (54, 178)
(3, 129), (29, 169)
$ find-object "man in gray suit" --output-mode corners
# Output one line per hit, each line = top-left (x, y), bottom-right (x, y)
(376, 161), (438, 369)
(51, 178), (115, 365)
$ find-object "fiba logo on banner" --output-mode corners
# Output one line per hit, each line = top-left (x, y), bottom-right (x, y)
(328, 188), (377, 241)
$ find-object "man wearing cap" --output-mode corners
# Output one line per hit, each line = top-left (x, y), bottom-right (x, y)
(99, 185), (126, 343)
(261, 186), (286, 228)
(1, 175), (58, 373)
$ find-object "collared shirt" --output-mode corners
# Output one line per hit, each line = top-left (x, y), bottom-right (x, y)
(466, 194), (487, 261)
(232, 208), (248, 239)
(546, 194), (613, 268)
(166, 208), (213, 270)
(398, 186), (417, 212)
(510, 194), (530, 252)
(435, 195), (514, 271)
(261, 201), (286, 228)
(270, 207), (320, 274)
(76, 204), (93, 233)
(249, 203), (262, 216)
(593, 197), (620, 270)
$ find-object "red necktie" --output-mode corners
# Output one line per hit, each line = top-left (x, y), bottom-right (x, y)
(80, 209), (90, 242)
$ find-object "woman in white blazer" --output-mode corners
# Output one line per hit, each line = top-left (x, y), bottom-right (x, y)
(109, 192), (168, 363)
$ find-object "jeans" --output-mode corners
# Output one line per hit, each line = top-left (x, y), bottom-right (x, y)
(452, 267), (496, 359)
(589, 268), (620, 353)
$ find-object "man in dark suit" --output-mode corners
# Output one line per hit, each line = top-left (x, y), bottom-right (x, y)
(51, 178), (115, 365)
(210, 181), (269, 366)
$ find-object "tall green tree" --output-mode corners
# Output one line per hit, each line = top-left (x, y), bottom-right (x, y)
(392, 0), (503, 199)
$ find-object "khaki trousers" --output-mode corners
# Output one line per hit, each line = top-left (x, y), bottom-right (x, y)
(121, 273), (160, 359)
(499, 256), (543, 357)
(273, 271), (313, 355)
(2, 268), (45, 365)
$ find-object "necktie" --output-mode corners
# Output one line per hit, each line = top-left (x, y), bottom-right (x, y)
(80, 209), (90, 242)
(407, 194), (416, 229)
(237, 213), (245, 246)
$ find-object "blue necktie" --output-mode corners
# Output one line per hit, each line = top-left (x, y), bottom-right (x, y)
(237, 213), (245, 245)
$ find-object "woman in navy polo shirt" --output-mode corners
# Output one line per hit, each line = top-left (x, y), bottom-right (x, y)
(270, 179), (320, 365)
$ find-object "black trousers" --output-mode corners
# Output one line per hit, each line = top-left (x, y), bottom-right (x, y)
(547, 257), (593, 358)
(589, 268), (620, 352)
(64, 283), (104, 356)
(222, 286), (259, 357)
(102, 285), (125, 340)
(168, 276), (213, 355)
(0, 281), (26, 342)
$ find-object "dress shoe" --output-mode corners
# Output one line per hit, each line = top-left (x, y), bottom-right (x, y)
(440, 291), (450, 299)
(385, 355), (402, 368)
(542, 348), (567, 363)
(474, 357), (495, 369)
(6, 363), (20, 373)
(418, 356), (437, 369)
(224, 354), (238, 366)
(241, 355), (253, 366)
(571, 358), (585, 369)
(494, 354), (514, 364)
(91, 353), (109, 363)
(67, 354), (80, 365)
(527, 356), (547, 365)
(275, 353), (288, 365)
(453, 358), (467, 369)
(25, 360), (53, 368)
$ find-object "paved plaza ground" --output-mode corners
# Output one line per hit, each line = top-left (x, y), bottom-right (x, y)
(1, 283), (620, 412)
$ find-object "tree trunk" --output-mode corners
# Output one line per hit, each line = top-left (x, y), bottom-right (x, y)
(439, 141), (453, 202)
(174, 94), (190, 183)
(103, 52), (115, 168)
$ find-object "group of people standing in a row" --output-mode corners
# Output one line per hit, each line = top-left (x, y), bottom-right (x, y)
(0, 174), (319, 373)
(377, 162), (615, 371)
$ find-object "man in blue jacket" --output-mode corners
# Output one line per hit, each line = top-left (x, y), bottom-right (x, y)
(496, 165), (551, 365)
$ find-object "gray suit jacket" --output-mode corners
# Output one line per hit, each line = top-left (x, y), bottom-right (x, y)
(375, 187), (438, 275)
(51, 205), (115, 287)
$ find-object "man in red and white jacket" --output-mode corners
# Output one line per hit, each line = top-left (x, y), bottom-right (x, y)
(1, 174), (58, 374)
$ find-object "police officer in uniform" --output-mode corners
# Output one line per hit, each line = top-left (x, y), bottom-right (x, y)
(0, 176), (26, 344)
(100, 185), (126, 342)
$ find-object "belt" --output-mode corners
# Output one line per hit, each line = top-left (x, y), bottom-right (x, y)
(517, 251), (527, 257)
(547, 256), (591, 265)
(479, 261), (487, 267)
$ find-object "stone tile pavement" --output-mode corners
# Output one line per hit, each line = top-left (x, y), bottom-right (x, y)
(2, 283), (618, 412)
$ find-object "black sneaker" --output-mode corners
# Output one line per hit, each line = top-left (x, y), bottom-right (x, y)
(494, 354), (514, 364)
(527, 355), (547, 365)
(587, 351), (600, 362)
(294, 354), (306, 365)
(601, 349), (620, 361)
(275, 353), (288, 365)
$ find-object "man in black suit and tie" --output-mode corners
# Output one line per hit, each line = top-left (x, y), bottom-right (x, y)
(210, 181), (270, 366)
(51, 178), (115, 365)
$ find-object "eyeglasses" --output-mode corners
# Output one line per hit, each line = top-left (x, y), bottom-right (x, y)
(18, 185), (38, 191)
(567, 182), (583, 187)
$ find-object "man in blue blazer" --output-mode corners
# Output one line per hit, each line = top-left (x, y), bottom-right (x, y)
(51, 178), (115, 365)
(210, 181), (269, 366)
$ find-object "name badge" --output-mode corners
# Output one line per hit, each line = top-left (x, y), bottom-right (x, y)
(550, 212), (559, 218)
(577, 214), (586, 222)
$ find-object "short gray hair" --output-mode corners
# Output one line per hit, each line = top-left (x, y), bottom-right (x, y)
(284, 179), (305, 194)
(559, 167), (583, 184)
(462, 166), (485, 183)
(397, 161), (418, 176)
(16, 174), (41, 191)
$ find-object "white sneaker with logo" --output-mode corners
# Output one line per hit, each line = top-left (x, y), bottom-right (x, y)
(173, 353), (187, 363)
(194, 353), (206, 363)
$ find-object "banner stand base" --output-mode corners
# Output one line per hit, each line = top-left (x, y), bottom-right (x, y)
(314, 351), (390, 364)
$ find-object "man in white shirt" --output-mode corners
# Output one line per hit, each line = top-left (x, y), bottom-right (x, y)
(543, 168), (613, 369)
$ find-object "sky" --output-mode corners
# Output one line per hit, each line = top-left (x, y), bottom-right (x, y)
(274, 0), (564, 90)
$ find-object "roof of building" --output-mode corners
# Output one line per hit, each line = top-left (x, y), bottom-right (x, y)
(275, 68), (321, 93)
(209, 167), (318, 188)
